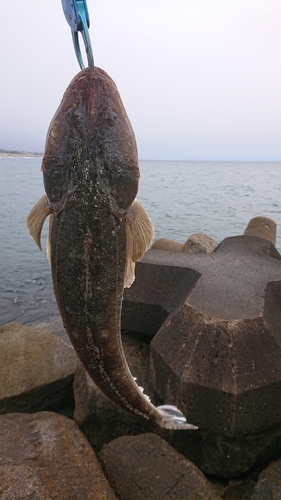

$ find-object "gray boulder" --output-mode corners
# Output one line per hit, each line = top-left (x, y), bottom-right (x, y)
(252, 459), (281, 499)
(0, 412), (117, 499)
(98, 433), (221, 500)
(0, 322), (77, 414)
(221, 480), (255, 499)
(151, 237), (184, 252)
(35, 317), (71, 345)
(183, 232), (218, 253)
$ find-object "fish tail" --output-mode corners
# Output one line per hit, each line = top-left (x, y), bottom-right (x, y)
(156, 405), (198, 430)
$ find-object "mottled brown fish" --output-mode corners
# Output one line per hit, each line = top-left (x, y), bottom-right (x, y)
(26, 67), (197, 430)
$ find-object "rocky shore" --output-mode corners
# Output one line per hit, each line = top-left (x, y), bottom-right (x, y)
(1, 216), (281, 499)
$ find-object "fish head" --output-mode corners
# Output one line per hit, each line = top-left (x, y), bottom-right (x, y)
(42, 67), (139, 217)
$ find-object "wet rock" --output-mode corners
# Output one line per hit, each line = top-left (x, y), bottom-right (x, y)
(151, 237), (184, 252)
(73, 333), (162, 450)
(183, 232), (218, 253)
(244, 216), (276, 246)
(252, 459), (281, 499)
(0, 322), (77, 414)
(98, 433), (220, 500)
(0, 412), (117, 499)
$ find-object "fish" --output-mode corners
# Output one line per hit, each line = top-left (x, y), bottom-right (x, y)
(26, 67), (197, 430)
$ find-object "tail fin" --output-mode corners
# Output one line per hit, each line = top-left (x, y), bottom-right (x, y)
(157, 405), (198, 430)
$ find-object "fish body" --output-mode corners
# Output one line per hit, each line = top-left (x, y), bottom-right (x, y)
(27, 67), (197, 430)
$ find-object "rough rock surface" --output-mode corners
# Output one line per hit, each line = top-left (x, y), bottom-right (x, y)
(151, 234), (218, 254)
(36, 318), (71, 345)
(183, 232), (218, 253)
(150, 236), (281, 437)
(73, 332), (281, 479)
(221, 481), (255, 499)
(157, 420), (281, 479)
(0, 323), (77, 414)
(252, 459), (281, 499)
(3, 217), (281, 491)
(243, 215), (276, 246)
(0, 412), (117, 499)
(98, 433), (220, 500)
(122, 255), (200, 335)
(151, 237), (184, 252)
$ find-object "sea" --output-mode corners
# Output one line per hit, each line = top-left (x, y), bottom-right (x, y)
(1, 157), (281, 327)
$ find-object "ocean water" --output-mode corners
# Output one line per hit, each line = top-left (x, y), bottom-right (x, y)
(1, 157), (281, 326)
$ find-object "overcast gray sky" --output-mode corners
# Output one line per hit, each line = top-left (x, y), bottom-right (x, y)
(1, 0), (281, 160)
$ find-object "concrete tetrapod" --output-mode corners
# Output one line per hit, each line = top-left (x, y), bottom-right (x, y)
(123, 236), (281, 438)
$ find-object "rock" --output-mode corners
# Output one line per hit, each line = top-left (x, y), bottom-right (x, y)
(36, 317), (71, 345)
(156, 419), (281, 479)
(122, 236), (281, 477)
(221, 480), (255, 499)
(74, 363), (155, 451)
(183, 232), (218, 253)
(0, 412), (117, 499)
(74, 333), (281, 480)
(98, 433), (220, 500)
(151, 237), (184, 252)
(252, 459), (281, 499)
(243, 216), (276, 246)
(0, 322), (77, 414)
(73, 333), (161, 451)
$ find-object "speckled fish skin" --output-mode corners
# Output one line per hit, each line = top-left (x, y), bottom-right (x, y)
(42, 67), (158, 420)
(38, 67), (197, 430)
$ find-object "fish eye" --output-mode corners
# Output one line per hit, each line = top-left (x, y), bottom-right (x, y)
(105, 110), (117, 127)
(67, 107), (75, 117)
(67, 107), (81, 121)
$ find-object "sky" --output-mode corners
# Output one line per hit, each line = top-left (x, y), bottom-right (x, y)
(1, 0), (281, 161)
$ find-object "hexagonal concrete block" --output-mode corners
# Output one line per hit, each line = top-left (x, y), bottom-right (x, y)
(123, 235), (281, 440)
(149, 236), (281, 438)
(151, 296), (281, 438)
(122, 258), (200, 335)
(122, 233), (281, 477)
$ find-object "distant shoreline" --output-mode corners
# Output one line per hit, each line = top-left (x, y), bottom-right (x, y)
(0, 150), (43, 158)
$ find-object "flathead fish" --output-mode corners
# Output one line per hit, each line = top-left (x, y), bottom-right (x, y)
(26, 67), (197, 430)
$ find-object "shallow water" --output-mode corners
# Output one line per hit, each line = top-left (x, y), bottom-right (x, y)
(1, 158), (281, 325)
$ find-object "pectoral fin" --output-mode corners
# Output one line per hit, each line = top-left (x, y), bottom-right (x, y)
(124, 199), (154, 287)
(26, 194), (52, 251)
(46, 214), (54, 266)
